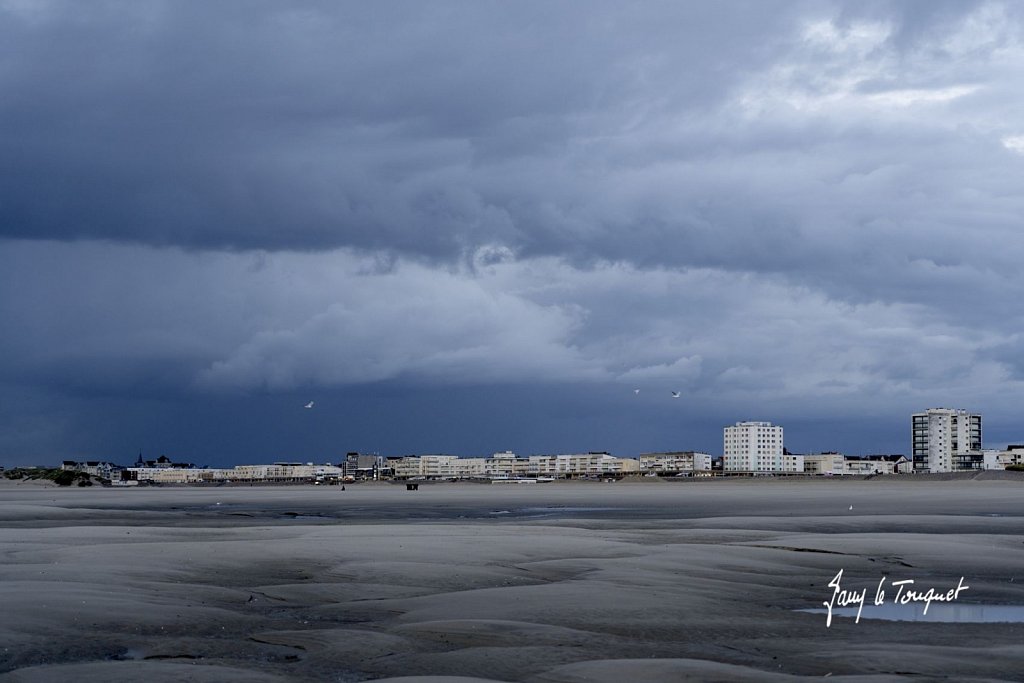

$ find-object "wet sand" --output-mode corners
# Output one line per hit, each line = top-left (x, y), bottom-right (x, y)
(1, 478), (1023, 682)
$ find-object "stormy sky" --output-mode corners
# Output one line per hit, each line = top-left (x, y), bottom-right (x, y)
(2, 1), (1023, 466)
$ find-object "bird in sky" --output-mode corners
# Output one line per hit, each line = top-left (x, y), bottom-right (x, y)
(633, 389), (640, 395)
(671, 391), (681, 398)
(304, 401), (314, 409)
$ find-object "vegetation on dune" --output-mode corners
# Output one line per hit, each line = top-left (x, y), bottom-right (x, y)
(3, 467), (94, 486)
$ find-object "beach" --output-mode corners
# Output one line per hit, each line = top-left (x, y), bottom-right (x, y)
(1, 478), (1023, 682)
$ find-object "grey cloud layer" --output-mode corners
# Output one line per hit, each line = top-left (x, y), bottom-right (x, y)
(2, 240), (1018, 414)
(7, 2), (1020, 279)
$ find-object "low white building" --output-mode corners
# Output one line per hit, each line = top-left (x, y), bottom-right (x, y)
(419, 455), (459, 478)
(391, 454), (490, 479)
(388, 451), (638, 479)
(982, 446), (1024, 470)
(841, 455), (910, 476)
(230, 464), (269, 480)
(127, 462), (344, 484)
(530, 452), (639, 478)
(803, 453), (845, 476)
(983, 450), (1006, 470)
(800, 453), (910, 476)
(485, 451), (531, 478)
(454, 457), (488, 478)
(390, 457), (421, 479)
(639, 451), (712, 475)
(843, 458), (892, 476)
(196, 468), (240, 482)
(128, 467), (205, 483)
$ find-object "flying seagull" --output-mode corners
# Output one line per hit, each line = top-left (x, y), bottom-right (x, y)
(671, 391), (681, 398)
(633, 389), (640, 395)
(304, 401), (314, 409)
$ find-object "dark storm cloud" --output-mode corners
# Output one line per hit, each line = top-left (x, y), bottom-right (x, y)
(0, 0), (812, 256)
(5, 0), (1019, 314)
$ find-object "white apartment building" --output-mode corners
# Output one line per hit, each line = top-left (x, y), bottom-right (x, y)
(388, 452), (639, 479)
(391, 455), (459, 478)
(911, 408), (982, 473)
(639, 452), (713, 475)
(231, 464), (270, 480)
(724, 421), (801, 473)
(385, 456), (446, 479)
(455, 457), (488, 478)
(419, 455), (460, 478)
(127, 467), (206, 483)
(486, 451), (531, 478)
(530, 452), (639, 478)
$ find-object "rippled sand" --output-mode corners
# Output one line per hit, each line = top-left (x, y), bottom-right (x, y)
(1, 478), (1023, 682)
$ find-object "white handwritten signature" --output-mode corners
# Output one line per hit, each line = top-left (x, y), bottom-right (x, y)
(822, 569), (970, 627)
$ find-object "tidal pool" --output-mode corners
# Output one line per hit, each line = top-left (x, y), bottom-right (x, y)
(800, 603), (1024, 623)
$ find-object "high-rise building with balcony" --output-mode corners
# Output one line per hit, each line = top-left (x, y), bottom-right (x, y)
(911, 408), (982, 473)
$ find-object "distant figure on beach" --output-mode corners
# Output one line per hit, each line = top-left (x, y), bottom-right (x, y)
(304, 401), (314, 409)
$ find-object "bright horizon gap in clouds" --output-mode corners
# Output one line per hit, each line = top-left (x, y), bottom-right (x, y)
(2, 1), (1024, 466)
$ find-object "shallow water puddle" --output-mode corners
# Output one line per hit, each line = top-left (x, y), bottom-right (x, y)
(799, 603), (1024, 623)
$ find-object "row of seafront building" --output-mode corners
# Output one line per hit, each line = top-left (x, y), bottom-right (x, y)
(109, 450), (654, 484)
(68, 447), (1019, 485)
(57, 407), (1024, 484)
(65, 451), (702, 484)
